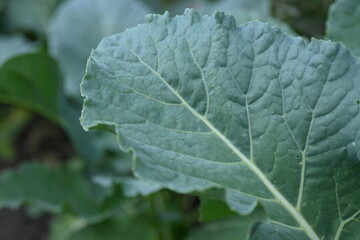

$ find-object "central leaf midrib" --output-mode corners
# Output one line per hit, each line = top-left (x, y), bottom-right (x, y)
(124, 46), (320, 240)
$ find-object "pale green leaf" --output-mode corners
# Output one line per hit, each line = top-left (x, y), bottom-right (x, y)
(48, 0), (151, 101)
(326, 0), (360, 56)
(81, 10), (360, 239)
(0, 35), (35, 65)
(122, 177), (163, 197)
(3, 0), (62, 34)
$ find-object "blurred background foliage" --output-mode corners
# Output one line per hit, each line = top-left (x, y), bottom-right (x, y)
(0, 0), (353, 239)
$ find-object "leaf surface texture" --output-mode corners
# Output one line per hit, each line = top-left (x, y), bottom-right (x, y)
(81, 10), (360, 239)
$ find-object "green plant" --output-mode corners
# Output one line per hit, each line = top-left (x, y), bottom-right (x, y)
(80, 8), (360, 240)
(0, 0), (359, 239)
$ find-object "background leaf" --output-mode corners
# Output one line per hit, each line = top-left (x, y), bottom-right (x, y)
(0, 35), (35, 65)
(0, 162), (109, 218)
(326, 0), (360, 56)
(48, 0), (151, 101)
(0, 52), (109, 162)
(0, 53), (60, 123)
(66, 217), (158, 240)
(2, 0), (63, 35)
(0, 107), (30, 161)
(195, 0), (270, 16)
(186, 214), (264, 240)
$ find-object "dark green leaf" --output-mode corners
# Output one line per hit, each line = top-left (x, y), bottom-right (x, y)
(67, 217), (157, 240)
(0, 162), (109, 218)
(0, 53), (60, 123)
(198, 189), (239, 222)
(50, 213), (158, 240)
(0, 52), (107, 162)
(186, 214), (263, 240)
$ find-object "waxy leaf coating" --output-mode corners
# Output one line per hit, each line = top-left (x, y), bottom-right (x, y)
(81, 10), (360, 239)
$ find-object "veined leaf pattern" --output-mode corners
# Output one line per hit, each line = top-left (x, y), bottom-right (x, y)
(81, 10), (360, 239)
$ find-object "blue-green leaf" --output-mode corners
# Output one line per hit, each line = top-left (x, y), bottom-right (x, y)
(327, 0), (360, 56)
(81, 10), (360, 239)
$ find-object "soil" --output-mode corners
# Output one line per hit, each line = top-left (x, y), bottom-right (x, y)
(0, 110), (75, 240)
(0, 208), (51, 240)
(0, 115), (75, 171)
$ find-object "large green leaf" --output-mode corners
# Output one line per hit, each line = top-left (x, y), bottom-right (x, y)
(48, 0), (151, 101)
(81, 10), (360, 239)
(326, 0), (360, 57)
